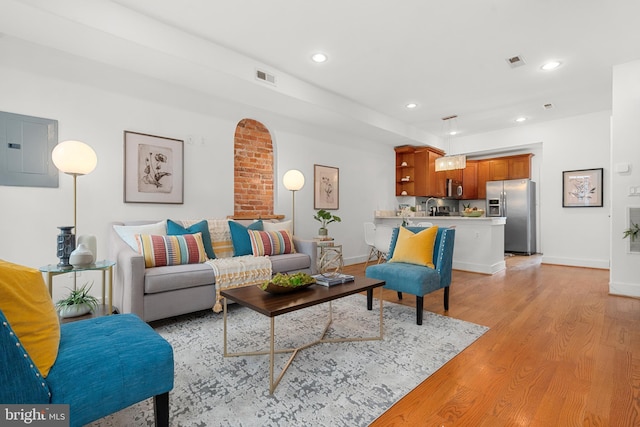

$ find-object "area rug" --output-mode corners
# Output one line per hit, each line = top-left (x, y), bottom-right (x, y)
(90, 294), (488, 426)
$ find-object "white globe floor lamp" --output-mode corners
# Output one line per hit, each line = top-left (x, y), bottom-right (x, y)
(52, 140), (98, 235)
(52, 140), (98, 272)
(283, 170), (305, 235)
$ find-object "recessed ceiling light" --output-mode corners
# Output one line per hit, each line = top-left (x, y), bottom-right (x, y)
(311, 52), (328, 63)
(541, 61), (561, 71)
(515, 116), (527, 123)
(405, 103), (418, 109)
(449, 131), (458, 136)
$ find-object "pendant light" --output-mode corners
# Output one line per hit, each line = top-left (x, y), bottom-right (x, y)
(435, 115), (466, 171)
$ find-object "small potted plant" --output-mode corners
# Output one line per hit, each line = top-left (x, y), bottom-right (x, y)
(313, 209), (341, 237)
(56, 282), (100, 319)
(623, 221), (640, 241)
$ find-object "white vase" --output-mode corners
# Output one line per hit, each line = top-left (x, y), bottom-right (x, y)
(58, 304), (92, 318)
(69, 243), (94, 267)
(77, 235), (97, 260)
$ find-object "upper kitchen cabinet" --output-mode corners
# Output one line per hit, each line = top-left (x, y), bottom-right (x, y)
(462, 160), (478, 199)
(395, 145), (416, 196)
(394, 145), (445, 196)
(476, 153), (533, 198)
(420, 149), (446, 197)
(488, 158), (509, 180)
(507, 154), (533, 179)
(477, 160), (490, 199)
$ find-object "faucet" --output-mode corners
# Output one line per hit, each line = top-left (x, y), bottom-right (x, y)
(425, 198), (437, 216)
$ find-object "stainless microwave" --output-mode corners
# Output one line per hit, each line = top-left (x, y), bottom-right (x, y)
(446, 179), (463, 199)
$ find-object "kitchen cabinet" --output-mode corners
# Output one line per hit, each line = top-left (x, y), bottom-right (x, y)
(462, 160), (478, 199)
(395, 146), (416, 196)
(476, 154), (533, 198)
(395, 147), (531, 199)
(419, 148), (446, 197)
(395, 145), (445, 196)
(508, 154), (532, 179)
(488, 159), (509, 180)
(477, 160), (490, 199)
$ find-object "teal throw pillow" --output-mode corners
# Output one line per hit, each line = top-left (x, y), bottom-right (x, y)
(167, 219), (216, 259)
(228, 220), (263, 256)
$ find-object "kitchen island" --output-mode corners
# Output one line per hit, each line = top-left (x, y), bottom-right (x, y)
(374, 216), (506, 274)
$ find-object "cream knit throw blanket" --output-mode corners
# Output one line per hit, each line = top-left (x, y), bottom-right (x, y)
(206, 255), (272, 313)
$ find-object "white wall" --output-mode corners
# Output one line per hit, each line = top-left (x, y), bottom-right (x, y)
(0, 65), (396, 301)
(453, 111), (611, 269)
(610, 60), (640, 297)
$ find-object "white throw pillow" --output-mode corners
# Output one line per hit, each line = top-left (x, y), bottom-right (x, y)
(263, 220), (293, 235)
(113, 220), (167, 251)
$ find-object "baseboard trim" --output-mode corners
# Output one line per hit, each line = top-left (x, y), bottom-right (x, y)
(609, 281), (640, 298)
(452, 260), (506, 275)
(541, 256), (609, 270)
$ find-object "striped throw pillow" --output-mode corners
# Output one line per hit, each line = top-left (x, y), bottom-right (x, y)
(248, 230), (296, 256)
(135, 233), (207, 267)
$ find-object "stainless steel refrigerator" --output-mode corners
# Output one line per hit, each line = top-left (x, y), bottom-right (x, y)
(486, 179), (536, 255)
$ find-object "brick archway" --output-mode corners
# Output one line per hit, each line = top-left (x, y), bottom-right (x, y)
(234, 119), (274, 216)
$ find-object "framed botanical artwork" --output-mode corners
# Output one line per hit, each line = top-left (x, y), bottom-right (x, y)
(124, 131), (184, 204)
(314, 164), (339, 210)
(562, 168), (603, 207)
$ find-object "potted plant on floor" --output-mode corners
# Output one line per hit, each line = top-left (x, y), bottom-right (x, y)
(56, 282), (100, 318)
(313, 209), (341, 237)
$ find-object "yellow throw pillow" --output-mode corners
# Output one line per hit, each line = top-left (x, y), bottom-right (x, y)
(389, 226), (439, 268)
(0, 260), (60, 377)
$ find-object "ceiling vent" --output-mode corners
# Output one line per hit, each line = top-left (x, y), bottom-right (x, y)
(506, 55), (526, 68)
(255, 69), (276, 85)
(543, 103), (554, 110)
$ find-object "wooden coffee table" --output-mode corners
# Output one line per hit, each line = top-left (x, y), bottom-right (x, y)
(221, 276), (385, 394)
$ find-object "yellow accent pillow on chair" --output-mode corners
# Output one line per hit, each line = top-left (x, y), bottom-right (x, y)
(389, 226), (439, 268)
(0, 260), (60, 377)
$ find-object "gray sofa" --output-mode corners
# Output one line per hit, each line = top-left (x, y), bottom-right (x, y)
(108, 220), (318, 322)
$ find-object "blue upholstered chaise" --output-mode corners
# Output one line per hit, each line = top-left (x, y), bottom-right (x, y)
(0, 311), (174, 426)
(365, 226), (455, 325)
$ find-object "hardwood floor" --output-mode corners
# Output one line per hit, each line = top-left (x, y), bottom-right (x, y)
(343, 256), (640, 426)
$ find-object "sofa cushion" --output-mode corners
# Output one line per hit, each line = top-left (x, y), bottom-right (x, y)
(270, 253), (311, 274)
(248, 230), (296, 256)
(167, 219), (215, 259)
(113, 220), (167, 251)
(144, 263), (216, 294)
(135, 233), (207, 268)
(389, 226), (438, 268)
(228, 220), (263, 256)
(0, 260), (60, 378)
(263, 220), (292, 234)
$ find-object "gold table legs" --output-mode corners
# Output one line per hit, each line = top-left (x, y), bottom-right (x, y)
(223, 287), (384, 394)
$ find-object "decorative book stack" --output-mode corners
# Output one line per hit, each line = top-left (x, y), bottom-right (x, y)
(312, 273), (355, 287)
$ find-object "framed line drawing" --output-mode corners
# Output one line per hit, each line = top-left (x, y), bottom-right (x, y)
(314, 164), (339, 210)
(124, 131), (184, 204)
(562, 168), (603, 207)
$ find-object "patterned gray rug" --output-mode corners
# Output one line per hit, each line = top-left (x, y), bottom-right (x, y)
(91, 294), (488, 426)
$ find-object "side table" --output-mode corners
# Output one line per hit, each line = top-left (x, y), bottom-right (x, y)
(39, 260), (116, 320)
(318, 244), (344, 276)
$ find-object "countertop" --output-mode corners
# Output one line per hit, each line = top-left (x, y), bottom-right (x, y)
(374, 215), (506, 223)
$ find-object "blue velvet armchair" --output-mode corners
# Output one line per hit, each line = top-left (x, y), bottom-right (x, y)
(365, 226), (455, 325)
(0, 311), (174, 427)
